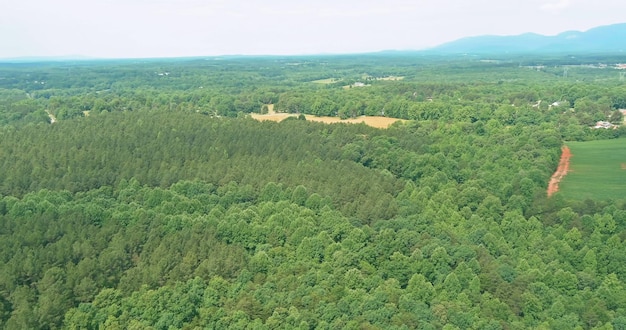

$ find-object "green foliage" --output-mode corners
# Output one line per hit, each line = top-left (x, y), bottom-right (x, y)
(0, 55), (625, 329)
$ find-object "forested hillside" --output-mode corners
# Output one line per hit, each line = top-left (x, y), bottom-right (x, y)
(1, 55), (626, 329)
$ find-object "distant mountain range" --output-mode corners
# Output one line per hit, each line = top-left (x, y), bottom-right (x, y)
(0, 55), (97, 63)
(429, 23), (626, 54)
(3, 23), (626, 62)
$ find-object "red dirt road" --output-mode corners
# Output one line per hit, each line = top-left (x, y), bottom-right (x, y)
(547, 146), (571, 197)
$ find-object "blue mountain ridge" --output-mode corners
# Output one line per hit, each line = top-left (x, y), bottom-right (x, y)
(430, 23), (626, 54)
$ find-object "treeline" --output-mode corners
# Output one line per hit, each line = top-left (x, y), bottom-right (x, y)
(0, 113), (403, 221)
(0, 111), (562, 217)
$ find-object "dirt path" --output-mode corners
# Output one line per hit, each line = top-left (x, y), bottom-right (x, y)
(547, 146), (571, 197)
(26, 92), (57, 123)
(45, 109), (57, 124)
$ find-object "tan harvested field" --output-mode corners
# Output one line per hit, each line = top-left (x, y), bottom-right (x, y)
(250, 113), (294, 122)
(250, 113), (406, 129)
(311, 78), (339, 84)
(342, 84), (370, 89)
(306, 116), (404, 128)
(376, 76), (404, 81)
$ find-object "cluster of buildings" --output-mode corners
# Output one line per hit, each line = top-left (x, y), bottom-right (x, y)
(593, 121), (615, 129)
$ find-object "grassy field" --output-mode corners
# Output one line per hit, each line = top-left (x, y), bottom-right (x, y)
(559, 138), (626, 200)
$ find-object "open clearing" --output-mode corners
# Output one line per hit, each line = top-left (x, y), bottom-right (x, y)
(45, 109), (57, 124)
(375, 76), (404, 81)
(250, 112), (406, 129)
(558, 139), (626, 200)
(311, 78), (340, 84)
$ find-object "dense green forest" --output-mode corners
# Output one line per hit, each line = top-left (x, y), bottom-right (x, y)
(1, 54), (626, 329)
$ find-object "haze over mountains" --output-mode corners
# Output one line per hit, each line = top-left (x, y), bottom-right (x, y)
(2, 23), (626, 62)
(430, 23), (626, 54)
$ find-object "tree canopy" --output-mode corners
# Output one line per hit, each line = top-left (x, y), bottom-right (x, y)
(0, 54), (625, 329)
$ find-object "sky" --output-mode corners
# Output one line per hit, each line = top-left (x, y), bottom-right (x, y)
(1, 0), (625, 59)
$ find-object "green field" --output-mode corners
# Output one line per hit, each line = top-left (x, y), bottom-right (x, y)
(310, 77), (340, 84)
(560, 138), (626, 200)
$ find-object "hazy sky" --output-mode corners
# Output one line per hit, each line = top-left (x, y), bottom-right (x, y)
(1, 0), (625, 58)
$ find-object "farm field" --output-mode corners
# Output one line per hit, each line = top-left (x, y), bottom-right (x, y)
(310, 78), (340, 84)
(372, 75), (404, 81)
(250, 112), (406, 128)
(559, 138), (626, 200)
